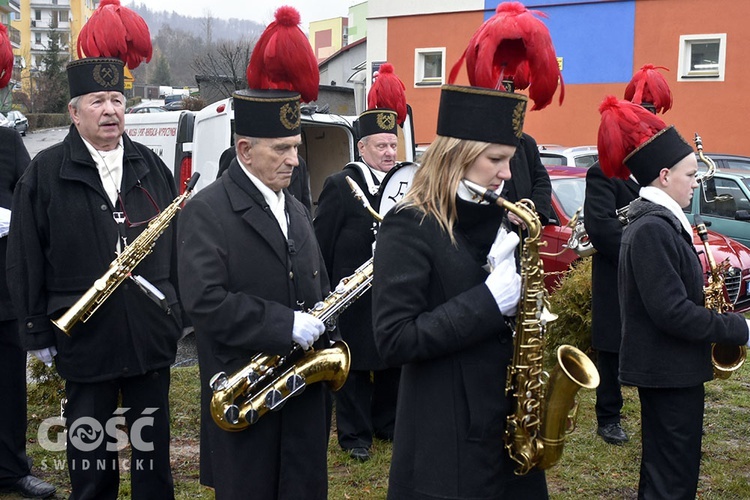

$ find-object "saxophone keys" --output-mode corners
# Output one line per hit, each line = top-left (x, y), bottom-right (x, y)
(209, 372), (229, 391)
(224, 404), (240, 425)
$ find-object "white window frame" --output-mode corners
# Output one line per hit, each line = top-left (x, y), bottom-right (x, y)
(414, 47), (445, 87)
(677, 33), (726, 82)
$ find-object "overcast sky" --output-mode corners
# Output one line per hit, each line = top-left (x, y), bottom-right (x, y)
(126, 1), (357, 26)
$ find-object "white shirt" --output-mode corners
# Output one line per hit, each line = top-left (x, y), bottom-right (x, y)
(82, 137), (124, 206)
(239, 159), (288, 239)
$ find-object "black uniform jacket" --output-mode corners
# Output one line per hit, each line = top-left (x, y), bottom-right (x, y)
(619, 199), (748, 388)
(584, 164), (639, 352)
(314, 165), (385, 370)
(506, 133), (552, 226)
(373, 200), (518, 499)
(177, 159), (331, 498)
(0, 128), (30, 322)
(6, 125), (182, 382)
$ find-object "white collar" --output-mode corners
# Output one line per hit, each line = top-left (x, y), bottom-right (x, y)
(639, 185), (693, 236)
(239, 160), (288, 238)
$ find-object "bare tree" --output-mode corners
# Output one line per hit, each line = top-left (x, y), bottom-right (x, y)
(201, 9), (213, 48)
(191, 38), (255, 99)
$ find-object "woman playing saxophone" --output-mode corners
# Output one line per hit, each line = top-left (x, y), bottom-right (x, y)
(372, 82), (555, 498)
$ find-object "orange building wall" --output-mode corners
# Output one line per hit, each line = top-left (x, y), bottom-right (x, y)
(387, 12), (484, 146)
(387, 1), (750, 155)
(632, 0), (750, 156)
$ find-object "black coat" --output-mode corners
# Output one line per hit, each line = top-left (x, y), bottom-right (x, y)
(6, 125), (182, 382)
(505, 133), (552, 226)
(0, 128), (30, 322)
(584, 165), (639, 352)
(619, 199), (748, 388)
(373, 199), (520, 499)
(177, 159), (331, 498)
(314, 165), (384, 370)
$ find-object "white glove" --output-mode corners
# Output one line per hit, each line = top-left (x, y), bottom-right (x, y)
(31, 346), (57, 367)
(292, 311), (325, 350)
(487, 227), (520, 271)
(485, 259), (522, 316)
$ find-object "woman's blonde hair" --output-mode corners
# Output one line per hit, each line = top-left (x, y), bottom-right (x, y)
(400, 135), (493, 243)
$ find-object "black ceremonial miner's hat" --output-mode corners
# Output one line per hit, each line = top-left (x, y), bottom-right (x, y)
(233, 89), (301, 138)
(436, 84), (527, 146)
(355, 108), (399, 140)
(67, 57), (125, 98)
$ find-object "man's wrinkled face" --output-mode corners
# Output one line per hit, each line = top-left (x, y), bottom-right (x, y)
(239, 135), (301, 192)
(358, 133), (398, 173)
(69, 91), (125, 151)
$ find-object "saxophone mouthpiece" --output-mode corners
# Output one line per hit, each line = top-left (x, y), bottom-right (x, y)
(462, 179), (498, 204)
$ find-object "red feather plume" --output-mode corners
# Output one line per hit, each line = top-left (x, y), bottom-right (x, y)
(246, 6), (319, 103)
(368, 63), (407, 125)
(597, 95), (667, 179)
(0, 24), (13, 89)
(77, 0), (152, 69)
(448, 1), (563, 111)
(624, 64), (673, 114)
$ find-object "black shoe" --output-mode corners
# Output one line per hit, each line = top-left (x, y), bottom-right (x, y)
(347, 447), (371, 462)
(597, 423), (629, 445)
(9, 475), (56, 499)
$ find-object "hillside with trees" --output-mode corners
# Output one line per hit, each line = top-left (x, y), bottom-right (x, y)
(126, 3), (265, 89)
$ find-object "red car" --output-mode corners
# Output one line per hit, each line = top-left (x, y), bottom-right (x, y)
(541, 166), (750, 312)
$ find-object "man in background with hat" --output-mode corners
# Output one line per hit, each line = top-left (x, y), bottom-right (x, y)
(598, 96), (750, 498)
(0, 24), (57, 500)
(7, 6), (183, 496)
(314, 86), (404, 461)
(584, 64), (674, 446)
(177, 7), (332, 498)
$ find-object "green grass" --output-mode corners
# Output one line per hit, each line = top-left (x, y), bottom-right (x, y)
(7, 356), (750, 499)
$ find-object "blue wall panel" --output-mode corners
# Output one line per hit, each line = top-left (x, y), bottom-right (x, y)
(485, 1), (635, 84)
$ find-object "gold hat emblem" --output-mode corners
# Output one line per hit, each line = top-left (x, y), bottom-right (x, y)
(376, 112), (396, 131)
(280, 101), (301, 130)
(92, 63), (121, 88)
(512, 102), (526, 139)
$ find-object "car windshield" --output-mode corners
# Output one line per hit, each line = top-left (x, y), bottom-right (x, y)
(551, 177), (586, 219)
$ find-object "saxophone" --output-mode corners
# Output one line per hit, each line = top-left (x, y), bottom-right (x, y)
(694, 215), (746, 379)
(52, 173), (201, 335)
(463, 180), (600, 475)
(208, 259), (371, 431)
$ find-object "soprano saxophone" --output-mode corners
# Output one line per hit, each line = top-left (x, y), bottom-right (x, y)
(52, 173), (201, 335)
(463, 180), (600, 475)
(208, 260), (370, 431)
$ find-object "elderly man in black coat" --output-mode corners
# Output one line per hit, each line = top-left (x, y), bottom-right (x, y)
(177, 88), (332, 499)
(7, 58), (182, 499)
(0, 127), (56, 499)
(314, 108), (402, 462)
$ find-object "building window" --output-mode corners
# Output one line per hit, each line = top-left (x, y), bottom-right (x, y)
(414, 48), (445, 87)
(35, 10), (41, 20)
(35, 33), (42, 45)
(678, 34), (726, 81)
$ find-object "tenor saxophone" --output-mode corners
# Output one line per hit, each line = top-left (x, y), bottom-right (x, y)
(208, 259), (371, 431)
(694, 215), (746, 379)
(52, 173), (201, 335)
(463, 180), (600, 475)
